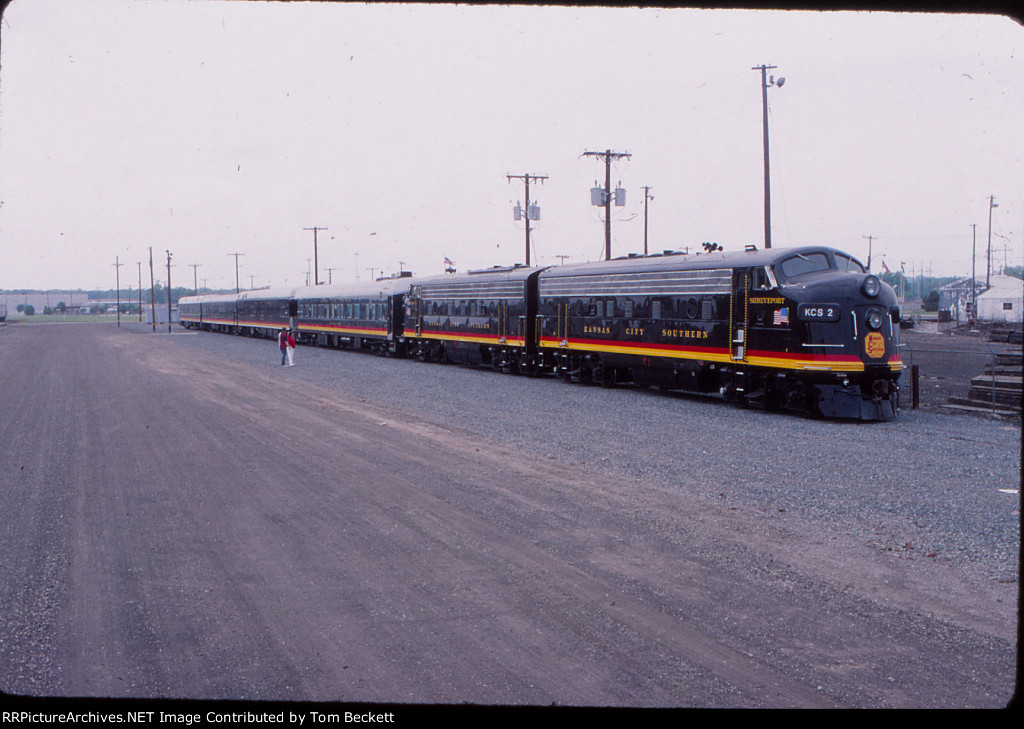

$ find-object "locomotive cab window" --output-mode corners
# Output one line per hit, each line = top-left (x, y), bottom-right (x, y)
(751, 267), (772, 291)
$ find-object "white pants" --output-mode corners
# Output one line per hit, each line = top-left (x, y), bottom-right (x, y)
(286, 346), (295, 366)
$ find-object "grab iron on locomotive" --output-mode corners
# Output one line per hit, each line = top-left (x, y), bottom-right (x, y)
(179, 245), (903, 420)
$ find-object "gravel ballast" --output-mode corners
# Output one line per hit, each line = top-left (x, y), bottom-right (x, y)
(165, 326), (1021, 583)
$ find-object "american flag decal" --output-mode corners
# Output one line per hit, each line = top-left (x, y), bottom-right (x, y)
(774, 307), (789, 326)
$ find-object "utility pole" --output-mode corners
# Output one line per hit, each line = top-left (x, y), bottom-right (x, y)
(149, 247), (156, 332)
(304, 226), (327, 285)
(863, 235), (875, 273)
(325, 267), (336, 285)
(137, 262), (143, 322)
(642, 186), (654, 255)
(190, 264), (201, 296)
(997, 241), (1011, 273)
(753, 64), (784, 249)
(112, 256), (123, 327)
(583, 149), (631, 260)
(166, 250), (173, 333)
(986, 195), (997, 288)
(971, 223), (977, 320)
(507, 173), (548, 266)
(228, 252), (244, 294)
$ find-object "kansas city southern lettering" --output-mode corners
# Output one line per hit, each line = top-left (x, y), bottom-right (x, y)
(583, 325), (611, 335)
(662, 328), (709, 339)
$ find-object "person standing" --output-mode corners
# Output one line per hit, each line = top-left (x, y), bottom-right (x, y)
(278, 327), (289, 366)
(286, 329), (296, 366)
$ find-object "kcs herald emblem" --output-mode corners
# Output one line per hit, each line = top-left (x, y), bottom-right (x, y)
(864, 332), (885, 359)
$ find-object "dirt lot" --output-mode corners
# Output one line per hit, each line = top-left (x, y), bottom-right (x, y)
(0, 322), (1017, 709)
(898, 324), (1021, 411)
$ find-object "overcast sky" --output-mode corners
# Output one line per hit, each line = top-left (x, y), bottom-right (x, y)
(1, 1), (1021, 291)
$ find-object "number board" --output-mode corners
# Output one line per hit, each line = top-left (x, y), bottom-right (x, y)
(797, 303), (841, 322)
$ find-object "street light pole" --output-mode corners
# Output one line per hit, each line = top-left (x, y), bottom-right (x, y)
(753, 64), (783, 249)
(986, 195), (997, 288)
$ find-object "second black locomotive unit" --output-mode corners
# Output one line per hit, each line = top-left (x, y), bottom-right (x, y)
(179, 245), (903, 420)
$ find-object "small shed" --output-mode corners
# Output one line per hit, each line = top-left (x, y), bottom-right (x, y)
(146, 306), (180, 324)
(976, 275), (1024, 323)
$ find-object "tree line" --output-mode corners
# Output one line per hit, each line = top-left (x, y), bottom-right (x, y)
(2, 285), (234, 306)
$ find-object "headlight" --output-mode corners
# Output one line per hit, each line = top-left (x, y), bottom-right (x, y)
(866, 309), (883, 330)
(862, 275), (881, 298)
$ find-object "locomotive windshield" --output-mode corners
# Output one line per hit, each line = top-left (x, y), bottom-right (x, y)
(777, 252), (830, 279)
(834, 253), (867, 273)
(773, 250), (867, 281)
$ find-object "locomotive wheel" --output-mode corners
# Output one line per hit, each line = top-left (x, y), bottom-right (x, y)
(592, 359), (616, 388)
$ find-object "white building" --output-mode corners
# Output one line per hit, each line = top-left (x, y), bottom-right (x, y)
(976, 274), (1024, 323)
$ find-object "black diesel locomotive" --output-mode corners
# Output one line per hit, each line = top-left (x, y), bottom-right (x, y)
(179, 245), (903, 420)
